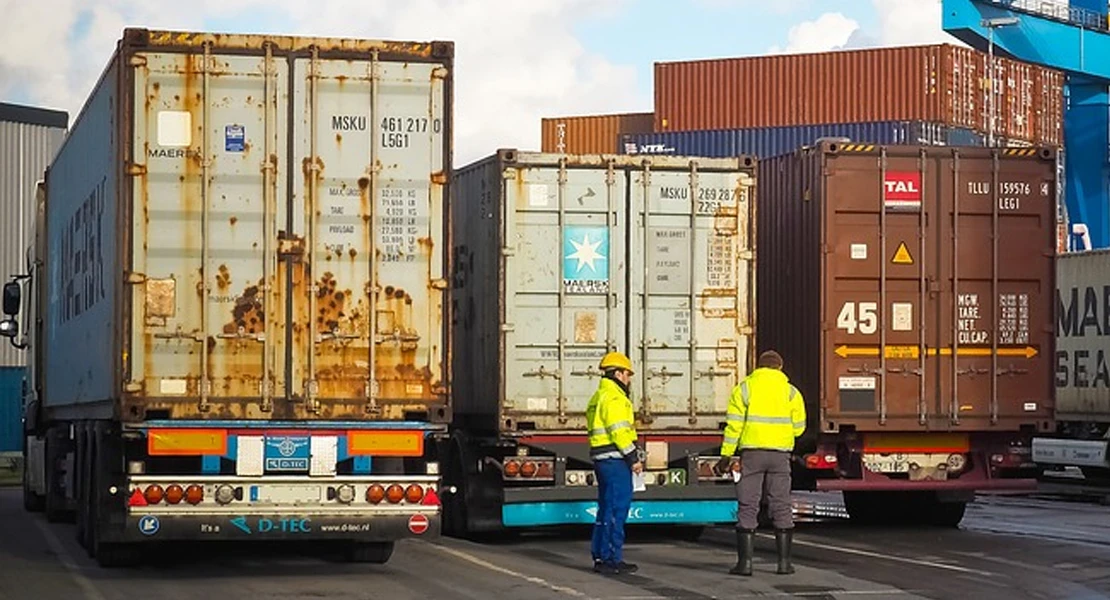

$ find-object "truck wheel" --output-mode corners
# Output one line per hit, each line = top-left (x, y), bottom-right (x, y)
(44, 428), (73, 523)
(74, 427), (88, 548)
(924, 500), (966, 528)
(344, 541), (394, 564)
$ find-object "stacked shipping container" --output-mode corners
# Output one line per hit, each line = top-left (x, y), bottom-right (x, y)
(653, 44), (1064, 147)
(540, 112), (654, 154)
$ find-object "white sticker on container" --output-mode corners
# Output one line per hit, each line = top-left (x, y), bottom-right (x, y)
(526, 397), (548, 411)
(157, 111), (192, 147)
(159, 379), (188, 395)
(1024, 402), (1038, 412)
(892, 302), (913, 332)
(850, 244), (868, 260)
(838, 376), (876, 390)
(528, 184), (549, 207)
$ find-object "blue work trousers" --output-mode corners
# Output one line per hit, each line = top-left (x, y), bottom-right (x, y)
(590, 457), (632, 564)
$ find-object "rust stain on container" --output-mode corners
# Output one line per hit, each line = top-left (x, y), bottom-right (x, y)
(225, 282), (265, 335)
(757, 142), (1057, 435)
(540, 112), (654, 154)
(654, 44), (1064, 146)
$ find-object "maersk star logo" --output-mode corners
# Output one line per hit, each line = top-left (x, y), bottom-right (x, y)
(567, 233), (605, 274)
(562, 225), (610, 293)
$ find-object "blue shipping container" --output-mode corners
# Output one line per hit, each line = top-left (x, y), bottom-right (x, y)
(0, 367), (25, 452)
(617, 121), (987, 158)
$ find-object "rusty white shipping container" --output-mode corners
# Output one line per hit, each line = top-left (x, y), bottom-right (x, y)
(451, 150), (756, 434)
(1054, 250), (1110, 424)
(0, 103), (67, 368)
(39, 29), (452, 422)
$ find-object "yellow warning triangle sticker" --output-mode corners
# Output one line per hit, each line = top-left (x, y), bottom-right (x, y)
(892, 242), (913, 265)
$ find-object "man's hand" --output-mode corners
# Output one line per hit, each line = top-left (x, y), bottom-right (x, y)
(631, 461), (644, 474)
(714, 456), (732, 476)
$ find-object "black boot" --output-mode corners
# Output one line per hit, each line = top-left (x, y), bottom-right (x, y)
(729, 529), (754, 576)
(775, 528), (795, 575)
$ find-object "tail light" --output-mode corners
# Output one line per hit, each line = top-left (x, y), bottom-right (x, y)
(504, 457), (555, 481)
(367, 484), (386, 504)
(421, 487), (441, 506)
(165, 484), (185, 505)
(521, 461), (537, 478)
(144, 484), (165, 505)
(405, 484), (424, 503)
(504, 459), (521, 477)
(185, 485), (204, 505)
(386, 484), (405, 504)
(805, 454), (838, 470)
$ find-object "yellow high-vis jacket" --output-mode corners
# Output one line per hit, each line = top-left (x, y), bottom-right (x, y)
(720, 367), (806, 456)
(586, 377), (638, 462)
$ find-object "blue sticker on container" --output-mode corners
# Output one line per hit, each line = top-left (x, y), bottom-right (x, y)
(562, 225), (609, 294)
(264, 435), (310, 472)
(225, 124), (245, 152)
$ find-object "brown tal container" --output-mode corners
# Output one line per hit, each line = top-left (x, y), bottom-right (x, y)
(540, 112), (653, 154)
(757, 142), (1057, 445)
(654, 45), (1064, 146)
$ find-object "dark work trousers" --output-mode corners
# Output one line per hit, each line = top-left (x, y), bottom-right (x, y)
(734, 449), (793, 531)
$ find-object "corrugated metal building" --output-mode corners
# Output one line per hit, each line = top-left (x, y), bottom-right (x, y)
(540, 112), (653, 154)
(0, 103), (67, 367)
(653, 44), (1064, 147)
(618, 120), (988, 158)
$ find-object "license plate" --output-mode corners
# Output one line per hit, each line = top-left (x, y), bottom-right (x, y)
(863, 454), (909, 473)
(249, 485), (322, 504)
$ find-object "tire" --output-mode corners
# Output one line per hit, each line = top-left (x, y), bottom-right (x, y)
(22, 449), (45, 513)
(344, 541), (395, 564)
(43, 428), (72, 524)
(74, 426), (88, 548)
(925, 500), (967, 528)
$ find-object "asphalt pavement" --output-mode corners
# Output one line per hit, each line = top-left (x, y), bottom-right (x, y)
(0, 488), (1108, 599)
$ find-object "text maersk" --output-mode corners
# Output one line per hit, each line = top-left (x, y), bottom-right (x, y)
(1055, 284), (1110, 389)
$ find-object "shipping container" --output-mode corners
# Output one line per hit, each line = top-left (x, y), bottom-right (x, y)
(1030, 250), (1110, 475)
(0, 103), (67, 368)
(1052, 250), (1110, 423)
(757, 142), (1055, 522)
(540, 112), (653, 154)
(1, 28), (452, 567)
(618, 120), (987, 158)
(439, 150), (757, 534)
(654, 45), (1064, 146)
(35, 29), (452, 422)
(0, 367), (25, 452)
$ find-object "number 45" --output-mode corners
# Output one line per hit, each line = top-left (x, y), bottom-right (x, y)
(837, 301), (878, 335)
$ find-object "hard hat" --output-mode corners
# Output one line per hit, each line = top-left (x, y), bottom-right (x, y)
(599, 352), (633, 373)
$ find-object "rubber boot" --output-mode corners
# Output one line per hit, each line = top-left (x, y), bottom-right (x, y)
(729, 529), (754, 576)
(775, 528), (795, 575)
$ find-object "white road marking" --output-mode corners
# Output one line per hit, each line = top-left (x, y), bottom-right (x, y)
(769, 533), (995, 576)
(429, 543), (596, 599)
(32, 518), (107, 600)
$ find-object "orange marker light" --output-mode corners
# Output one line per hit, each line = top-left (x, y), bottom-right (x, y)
(144, 484), (165, 505)
(366, 484), (386, 504)
(185, 485), (204, 505)
(405, 484), (424, 504)
(386, 484), (405, 504)
(165, 484), (185, 505)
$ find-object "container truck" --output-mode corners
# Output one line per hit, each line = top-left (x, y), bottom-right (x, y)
(0, 28), (453, 566)
(758, 142), (1057, 525)
(442, 150), (757, 536)
(1032, 250), (1110, 481)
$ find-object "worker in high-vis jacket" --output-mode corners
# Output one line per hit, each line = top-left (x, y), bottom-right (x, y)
(586, 351), (643, 576)
(717, 350), (806, 576)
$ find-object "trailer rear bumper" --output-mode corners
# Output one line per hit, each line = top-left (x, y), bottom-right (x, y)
(110, 510), (440, 543)
(814, 477), (1038, 492)
(502, 499), (737, 527)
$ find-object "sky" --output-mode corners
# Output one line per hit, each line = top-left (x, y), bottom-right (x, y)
(0, 0), (958, 166)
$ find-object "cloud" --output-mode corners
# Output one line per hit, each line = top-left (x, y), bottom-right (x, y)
(768, 12), (861, 54)
(0, 0), (642, 165)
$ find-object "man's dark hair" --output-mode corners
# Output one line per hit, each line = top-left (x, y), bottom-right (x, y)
(758, 350), (784, 369)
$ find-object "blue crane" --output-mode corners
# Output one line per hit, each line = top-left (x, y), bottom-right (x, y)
(943, 0), (1110, 249)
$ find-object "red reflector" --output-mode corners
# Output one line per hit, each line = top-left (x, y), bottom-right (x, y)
(408, 514), (430, 534)
(128, 489), (148, 507)
(421, 487), (441, 506)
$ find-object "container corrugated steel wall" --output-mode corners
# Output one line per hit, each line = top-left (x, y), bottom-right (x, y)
(40, 28), (453, 423)
(618, 121), (987, 158)
(452, 150), (756, 434)
(0, 104), (66, 368)
(540, 112), (653, 154)
(758, 143), (1057, 442)
(654, 44), (1064, 146)
(0, 366), (24, 452)
(1054, 250), (1110, 423)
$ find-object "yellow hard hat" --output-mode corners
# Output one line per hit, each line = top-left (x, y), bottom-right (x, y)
(599, 351), (633, 373)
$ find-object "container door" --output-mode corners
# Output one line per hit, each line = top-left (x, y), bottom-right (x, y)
(289, 53), (448, 420)
(501, 161), (628, 431)
(629, 167), (755, 430)
(937, 152), (1054, 427)
(130, 50), (288, 415)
